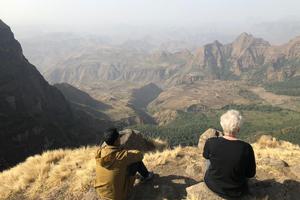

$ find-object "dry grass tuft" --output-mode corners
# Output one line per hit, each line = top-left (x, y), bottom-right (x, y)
(0, 147), (97, 200)
(149, 137), (169, 151)
(253, 135), (300, 177)
(0, 144), (178, 200)
(143, 146), (182, 166)
(0, 135), (299, 200)
(256, 135), (282, 148)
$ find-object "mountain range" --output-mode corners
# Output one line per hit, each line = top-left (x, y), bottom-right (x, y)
(23, 32), (300, 89)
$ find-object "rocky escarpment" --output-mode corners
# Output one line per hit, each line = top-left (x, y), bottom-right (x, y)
(189, 33), (270, 79)
(42, 32), (300, 87)
(0, 20), (111, 171)
(189, 32), (300, 82)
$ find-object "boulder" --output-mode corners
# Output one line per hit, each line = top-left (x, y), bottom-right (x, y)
(186, 182), (224, 200)
(186, 182), (270, 200)
(119, 129), (156, 152)
(290, 165), (300, 180)
(259, 157), (289, 169)
(185, 163), (202, 179)
(198, 128), (223, 152)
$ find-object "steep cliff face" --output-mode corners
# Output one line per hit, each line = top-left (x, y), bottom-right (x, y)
(229, 33), (270, 70)
(190, 33), (271, 79)
(0, 20), (109, 171)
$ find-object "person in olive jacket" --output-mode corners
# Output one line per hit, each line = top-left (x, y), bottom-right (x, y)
(94, 128), (154, 200)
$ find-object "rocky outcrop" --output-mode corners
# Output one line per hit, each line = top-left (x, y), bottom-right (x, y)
(190, 33), (270, 79)
(230, 33), (270, 69)
(186, 179), (300, 200)
(119, 129), (157, 152)
(197, 128), (223, 151)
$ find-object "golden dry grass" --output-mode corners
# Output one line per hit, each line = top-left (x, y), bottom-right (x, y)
(0, 147), (97, 200)
(0, 135), (299, 200)
(144, 146), (182, 166)
(254, 135), (300, 166)
(149, 137), (169, 151)
(0, 138), (173, 200)
(252, 135), (300, 179)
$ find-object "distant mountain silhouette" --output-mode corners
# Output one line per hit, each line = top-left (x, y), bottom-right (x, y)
(0, 20), (111, 171)
(41, 32), (300, 86)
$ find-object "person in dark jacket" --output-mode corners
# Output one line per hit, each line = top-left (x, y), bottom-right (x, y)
(95, 128), (154, 200)
(203, 110), (256, 199)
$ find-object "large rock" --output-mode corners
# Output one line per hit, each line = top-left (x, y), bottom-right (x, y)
(185, 163), (202, 179)
(186, 182), (225, 200)
(198, 128), (223, 152)
(290, 165), (300, 180)
(119, 129), (156, 152)
(259, 157), (289, 169)
(186, 181), (297, 200)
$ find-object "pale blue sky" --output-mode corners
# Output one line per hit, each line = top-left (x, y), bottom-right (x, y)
(1, 0), (299, 27)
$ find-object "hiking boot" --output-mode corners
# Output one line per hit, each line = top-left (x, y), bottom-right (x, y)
(141, 171), (154, 183)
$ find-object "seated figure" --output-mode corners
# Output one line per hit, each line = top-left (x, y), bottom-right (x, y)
(94, 128), (154, 200)
(203, 110), (256, 199)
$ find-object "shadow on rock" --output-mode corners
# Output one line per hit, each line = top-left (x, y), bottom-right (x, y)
(248, 178), (300, 200)
(132, 174), (197, 200)
(186, 179), (300, 200)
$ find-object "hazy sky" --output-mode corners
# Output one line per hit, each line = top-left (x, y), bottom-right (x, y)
(1, 0), (299, 28)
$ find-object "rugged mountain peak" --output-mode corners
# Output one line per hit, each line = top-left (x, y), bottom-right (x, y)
(236, 32), (253, 40)
(0, 19), (23, 59)
(283, 35), (300, 58)
(204, 40), (224, 50)
(231, 32), (270, 56)
(228, 33), (270, 71)
(212, 40), (223, 46)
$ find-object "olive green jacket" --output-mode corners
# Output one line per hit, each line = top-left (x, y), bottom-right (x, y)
(94, 145), (143, 200)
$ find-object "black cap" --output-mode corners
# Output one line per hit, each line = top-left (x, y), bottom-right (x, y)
(103, 128), (119, 145)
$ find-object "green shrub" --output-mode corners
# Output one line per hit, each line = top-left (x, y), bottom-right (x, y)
(129, 105), (300, 146)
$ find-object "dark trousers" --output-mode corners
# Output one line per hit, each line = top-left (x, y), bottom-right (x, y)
(127, 161), (149, 177)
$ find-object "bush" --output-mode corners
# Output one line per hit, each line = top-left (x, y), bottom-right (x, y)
(264, 76), (300, 96)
